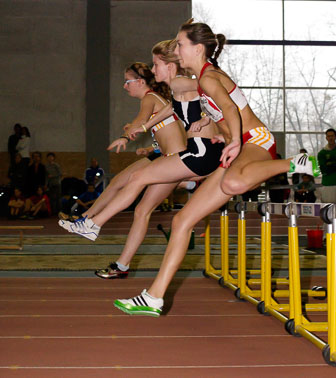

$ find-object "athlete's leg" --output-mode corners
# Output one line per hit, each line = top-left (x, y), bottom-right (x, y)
(83, 158), (151, 218)
(92, 155), (196, 227)
(147, 167), (230, 298)
(221, 144), (289, 195)
(117, 182), (178, 267)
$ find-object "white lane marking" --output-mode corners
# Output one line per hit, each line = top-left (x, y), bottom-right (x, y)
(0, 363), (327, 369)
(0, 335), (289, 339)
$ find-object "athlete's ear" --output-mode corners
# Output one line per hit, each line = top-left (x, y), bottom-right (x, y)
(195, 43), (205, 57)
(167, 62), (175, 72)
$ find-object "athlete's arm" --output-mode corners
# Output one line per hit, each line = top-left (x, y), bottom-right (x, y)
(170, 76), (198, 94)
(200, 75), (241, 167)
(128, 102), (174, 140)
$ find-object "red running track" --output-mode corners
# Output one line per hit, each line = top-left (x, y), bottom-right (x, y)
(0, 277), (334, 377)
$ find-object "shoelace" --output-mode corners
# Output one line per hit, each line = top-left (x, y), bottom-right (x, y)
(73, 216), (88, 230)
(74, 215), (87, 224)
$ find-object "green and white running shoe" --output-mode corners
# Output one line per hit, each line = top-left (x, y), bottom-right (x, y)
(114, 289), (163, 317)
(289, 153), (321, 177)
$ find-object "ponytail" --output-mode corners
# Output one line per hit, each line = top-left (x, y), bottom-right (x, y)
(179, 19), (226, 68)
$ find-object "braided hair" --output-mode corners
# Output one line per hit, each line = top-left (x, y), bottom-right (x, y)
(125, 62), (171, 102)
(179, 18), (226, 68)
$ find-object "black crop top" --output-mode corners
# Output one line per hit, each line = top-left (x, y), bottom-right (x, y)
(172, 96), (202, 132)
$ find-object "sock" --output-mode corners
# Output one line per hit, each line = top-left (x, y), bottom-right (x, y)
(144, 290), (162, 301)
(186, 181), (196, 190)
(87, 218), (101, 230)
(116, 261), (129, 271)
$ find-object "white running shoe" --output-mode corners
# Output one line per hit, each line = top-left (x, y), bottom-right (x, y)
(58, 219), (74, 233)
(114, 289), (163, 317)
(69, 217), (100, 241)
(289, 153), (321, 177)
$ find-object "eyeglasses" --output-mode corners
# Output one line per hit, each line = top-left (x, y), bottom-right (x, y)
(124, 79), (139, 86)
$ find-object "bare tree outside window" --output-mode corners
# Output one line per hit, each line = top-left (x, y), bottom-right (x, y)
(192, 0), (336, 158)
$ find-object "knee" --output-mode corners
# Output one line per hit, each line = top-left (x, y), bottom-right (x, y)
(128, 170), (144, 186)
(134, 202), (152, 220)
(221, 175), (249, 196)
(171, 210), (193, 233)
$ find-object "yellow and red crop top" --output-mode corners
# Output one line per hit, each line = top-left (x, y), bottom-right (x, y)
(197, 62), (248, 123)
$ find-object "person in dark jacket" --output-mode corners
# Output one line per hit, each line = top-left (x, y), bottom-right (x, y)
(7, 123), (22, 166)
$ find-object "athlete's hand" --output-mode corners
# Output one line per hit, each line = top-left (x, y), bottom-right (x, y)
(107, 138), (127, 153)
(190, 116), (210, 132)
(123, 123), (132, 132)
(211, 134), (225, 144)
(128, 126), (145, 141)
(220, 139), (241, 168)
(136, 148), (150, 156)
(189, 120), (204, 132)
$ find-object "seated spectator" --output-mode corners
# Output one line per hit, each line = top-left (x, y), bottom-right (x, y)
(73, 183), (100, 215)
(294, 174), (316, 203)
(8, 153), (27, 193)
(23, 186), (51, 219)
(8, 188), (25, 219)
(84, 158), (105, 194)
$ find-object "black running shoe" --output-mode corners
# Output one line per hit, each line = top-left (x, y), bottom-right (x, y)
(95, 262), (129, 279)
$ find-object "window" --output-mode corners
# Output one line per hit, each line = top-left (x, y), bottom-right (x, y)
(192, 0), (336, 157)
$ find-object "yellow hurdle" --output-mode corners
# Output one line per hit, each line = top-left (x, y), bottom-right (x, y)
(284, 203), (336, 366)
(203, 201), (335, 366)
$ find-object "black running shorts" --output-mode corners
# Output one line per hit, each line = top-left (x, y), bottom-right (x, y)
(178, 137), (224, 176)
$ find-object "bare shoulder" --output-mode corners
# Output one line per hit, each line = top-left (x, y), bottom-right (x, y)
(201, 69), (234, 93)
(143, 92), (167, 107)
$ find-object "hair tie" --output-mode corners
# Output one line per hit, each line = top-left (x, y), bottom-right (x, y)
(212, 35), (219, 58)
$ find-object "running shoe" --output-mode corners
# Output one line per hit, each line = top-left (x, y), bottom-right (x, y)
(289, 153), (321, 177)
(58, 219), (74, 232)
(114, 289), (163, 317)
(95, 262), (129, 279)
(69, 217), (100, 241)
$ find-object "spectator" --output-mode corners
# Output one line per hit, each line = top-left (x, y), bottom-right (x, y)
(318, 128), (336, 203)
(26, 151), (46, 196)
(74, 183), (99, 215)
(46, 152), (62, 215)
(84, 158), (105, 194)
(23, 186), (51, 219)
(267, 154), (290, 203)
(8, 188), (25, 219)
(292, 148), (308, 186)
(7, 123), (22, 166)
(16, 126), (31, 167)
(294, 174), (316, 203)
(8, 153), (27, 193)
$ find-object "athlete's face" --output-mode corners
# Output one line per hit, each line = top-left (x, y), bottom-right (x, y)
(151, 54), (169, 83)
(174, 31), (198, 68)
(123, 71), (140, 96)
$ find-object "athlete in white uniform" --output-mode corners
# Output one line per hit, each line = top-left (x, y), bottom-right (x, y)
(113, 20), (321, 317)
